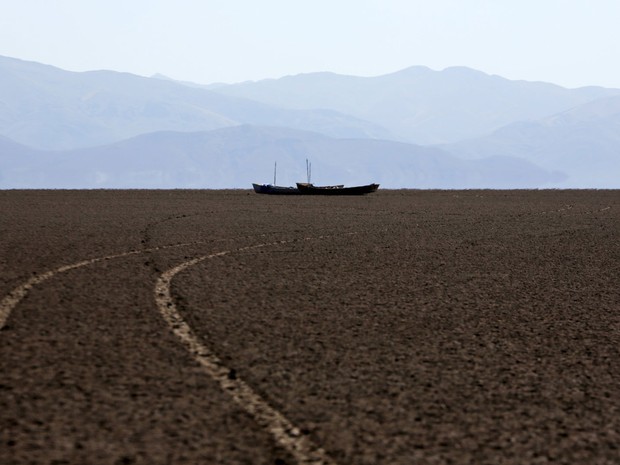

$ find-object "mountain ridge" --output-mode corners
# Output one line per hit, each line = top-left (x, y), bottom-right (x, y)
(2, 55), (619, 188)
(0, 55), (391, 150)
(211, 66), (620, 145)
(0, 125), (564, 189)
(442, 95), (620, 187)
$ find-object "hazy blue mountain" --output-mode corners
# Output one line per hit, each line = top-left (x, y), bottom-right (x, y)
(151, 73), (226, 90)
(0, 125), (563, 189)
(442, 96), (620, 188)
(0, 56), (391, 150)
(2, 55), (615, 188)
(211, 66), (620, 144)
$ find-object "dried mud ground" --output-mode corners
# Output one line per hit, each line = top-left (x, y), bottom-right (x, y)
(1, 189), (619, 465)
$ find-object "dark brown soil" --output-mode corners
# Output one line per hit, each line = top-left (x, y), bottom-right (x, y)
(1, 189), (619, 465)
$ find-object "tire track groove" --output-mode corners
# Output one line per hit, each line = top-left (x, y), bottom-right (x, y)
(155, 239), (339, 465)
(0, 240), (209, 329)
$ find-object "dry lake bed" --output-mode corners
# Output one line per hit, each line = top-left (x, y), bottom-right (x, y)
(1, 189), (619, 465)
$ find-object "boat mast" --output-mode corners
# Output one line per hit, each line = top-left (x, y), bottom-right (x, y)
(306, 159), (312, 184)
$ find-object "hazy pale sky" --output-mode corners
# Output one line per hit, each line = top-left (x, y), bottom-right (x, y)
(1, 0), (619, 88)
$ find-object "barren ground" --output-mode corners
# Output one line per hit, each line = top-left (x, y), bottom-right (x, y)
(1, 189), (619, 465)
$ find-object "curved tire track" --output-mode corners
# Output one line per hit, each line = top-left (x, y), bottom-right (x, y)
(0, 240), (200, 330)
(1, 232), (355, 465)
(155, 238), (340, 465)
(1, 233), (285, 330)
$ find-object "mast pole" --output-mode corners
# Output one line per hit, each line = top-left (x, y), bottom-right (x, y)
(274, 161), (277, 186)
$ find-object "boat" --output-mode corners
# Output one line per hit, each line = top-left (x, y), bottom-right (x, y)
(293, 159), (378, 195)
(296, 182), (379, 195)
(252, 160), (378, 196)
(252, 161), (301, 195)
(252, 183), (301, 195)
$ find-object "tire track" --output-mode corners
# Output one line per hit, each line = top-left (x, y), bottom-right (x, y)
(0, 232), (293, 330)
(155, 237), (341, 465)
(1, 239), (225, 330)
(1, 232), (355, 464)
(539, 204), (613, 215)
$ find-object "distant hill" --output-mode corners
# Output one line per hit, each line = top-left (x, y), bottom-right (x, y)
(211, 66), (620, 144)
(442, 95), (620, 188)
(0, 126), (563, 189)
(3, 55), (619, 188)
(0, 56), (391, 150)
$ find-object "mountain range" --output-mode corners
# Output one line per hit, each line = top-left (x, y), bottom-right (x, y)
(1, 55), (619, 188)
(209, 66), (620, 145)
(441, 96), (620, 188)
(0, 55), (389, 151)
(0, 125), (562, 189)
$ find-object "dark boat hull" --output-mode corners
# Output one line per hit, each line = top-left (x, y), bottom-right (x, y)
(296, 183), (379, 195)
(252, 183), (301, 195)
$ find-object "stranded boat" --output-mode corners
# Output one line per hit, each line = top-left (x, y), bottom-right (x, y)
(296, 182), (379, 195)
(252, 161), (301, 194)
(252, 160), (379, 196)
(252, 183), (300, 195)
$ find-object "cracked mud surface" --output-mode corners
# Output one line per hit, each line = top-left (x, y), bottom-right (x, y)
(1, 189), (619, 464)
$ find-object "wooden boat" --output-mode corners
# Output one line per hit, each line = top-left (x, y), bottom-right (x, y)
(252, 183), (301, 195)
(253, 160), (378, 196)
(297, 183), (344, 189)
(296, 182), (379, 195)
(252, 161), (301, 195)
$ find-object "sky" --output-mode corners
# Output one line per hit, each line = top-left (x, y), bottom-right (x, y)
(1, 0), (620, 89)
